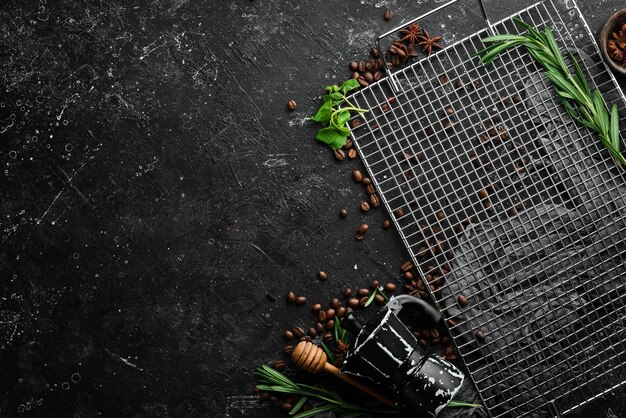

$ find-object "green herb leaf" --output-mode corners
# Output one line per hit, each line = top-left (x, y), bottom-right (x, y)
(294, 404), (336, 418)
(341, 78), (360, 94)
(337, 110), (351, 127)
(316, 127), (347, 149)
(289, 396), (308, 415)
(611, 104), (620, 150)
(447, 400), (482, 408)
(311, 101), (332, 124)
(320, 341), (335, 364)
(364, 288), (378, 307)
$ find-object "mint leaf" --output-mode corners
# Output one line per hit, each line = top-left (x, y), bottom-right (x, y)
(341, 78), (360, 94)
(337, 110), (350, 127)
(311, 101), (332, 124)
(316, 127), (348, 150)
(325, 85), (340, 93)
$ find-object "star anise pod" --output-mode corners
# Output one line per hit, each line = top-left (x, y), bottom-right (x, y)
(608, 39), (625, 63)
(400, 22), (421, 45)
(612, 31), (626, 50)
(418, 29), (443, 55)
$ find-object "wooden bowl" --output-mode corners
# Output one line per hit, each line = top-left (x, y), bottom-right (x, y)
(600, 9), (626, 75)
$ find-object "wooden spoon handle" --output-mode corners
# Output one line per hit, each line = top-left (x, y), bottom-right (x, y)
(323, 362), (395, 406)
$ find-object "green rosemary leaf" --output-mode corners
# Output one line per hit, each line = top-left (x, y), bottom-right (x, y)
(570, 52), (591, 97)
(293, 404), (336, 418)
(611, 104), (620, 150)
(479, 41), (517, 64)
(289, 396), (308, 415)
(363, 288), (378, 307)
(320, 341), (335, 364)
(447, 400), (483, 408)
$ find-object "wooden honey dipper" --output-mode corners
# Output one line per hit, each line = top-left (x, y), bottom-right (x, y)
(291, 341), (394, 406)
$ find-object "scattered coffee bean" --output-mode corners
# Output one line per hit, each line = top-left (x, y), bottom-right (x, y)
(292, 326), (305, 337)
(284, 330), (294, 340)
(339, 208), (349, 218)
(308, 327), (318, 337)
(280, 403), (292, 412)
(353, 169), (364, 183)
(357, 76), (369, 87)
(444, 105), (454, 115)
(370, 194), (381, 207)
(358, 223), (368, 234)
(384, 282), (397, 292)
(370, 279), (380, 288)
(371, 46), (380, 58)
(315, 323), (324, 334)
(300, 335), (311, 342)
(362, 177), (372, 186)
(360, 201), (370, 212)
(331, 298), (341, 309)
(373, 71), (382, 81)
(478, 188), (488, 199)
(431, 337), (440, 345)
(318, 310), (327, 321)
(286, 291), (296, 304)
(349, 60), (359, 71)
(295, 296), (307, 305)
(273, 361), (286, 372)
(507, 206), (518, 217)
(343, 288), (353, 298)
(357, 288), (370, 297)
(337, 306), (347, 318)
(438, 73), (449, 84)
(323, 332), (333, 343)
(326, 308), (336, 320)
(312, 303), (322, 312)
(425, 126), (434, 135)
(513, 94), (522, 103)
(358, 61), (366, 73)
(260, 392), (271, 401)
(454, 79), (464, 89)
(266, 292), (277, 302)
(401, 261), (414, 272)
(437, 211), (445, 221)
(350, 118), (361, 129)
(319, 271), (328, 281)
(359, 296), (369, 306)
(418, 338), (428, 348)
(475, 329), (486, 341)
(374, 294), (385, 304)
(430, 329), (440, 339)
(326, 320), (335, 330)
(403, 271), (414, 280)
(443, 119), (454, 132)
(366, 184), (376, 195)
(269, 395), (278, 403)
(348, 298), (360, 308)
(492, 114), (502, 123)
(334, 149), (345, 161)
(348, 149), (357, 159)
(458, 294), (468, 307)
(365, 59), (375, 70)
(287, 100), (297, 111)
(384, 9), (393, 20)
(381, 103), (390, 112)
(352, 71), (359, 79)
(394, 207), (406, 218)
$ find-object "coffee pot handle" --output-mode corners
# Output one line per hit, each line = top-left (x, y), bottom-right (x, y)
(386, 294), (442, 329)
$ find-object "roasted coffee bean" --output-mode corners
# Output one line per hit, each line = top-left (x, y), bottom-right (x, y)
(318, 310), (327, 321)
(475, 329), (486, 341)
(443, 119), (454, 132)
(364, 71), (374, 83)
(383, 219), (391, 230)
(454, 79), (464, 89)
(358, 61), (366, 73)
(350, 119), (361, 130)
(348, 149), (357, 159)
(284, 330), (294, 340)
(437, 211), (446, 220)
(357, 76), (369, 87)
(350, 60), (359, 71)
(365, 59), (375, 70)
(266, 292), (277, 302)
(375, 294), (385, 304)
(334, 149), (345, 161)
(362, 177), (372, 186)
(323, 332), (333, 343)
(280, 403), (293, 412)
(513, 94), (522, 103)
(381, 103), (390, 112)
(425, 126), (434, 135)
(373, 71), (382, 81)
(394, 208), (406, 218)
(359, 296), (369, 306)
(357, 288), (370, 297)
(458, 294), (468, 307)
(384, 282), (397, 292)
(343, 288), (352, 298)
(312, 303), (322, 312)
(507, 206), (518, 217)
(339, 208), (349, 218)
(438, 73), (449, 84)
(370, 194), (381, 207)
(286, 291), (296, 303)
(273, 360), (286, 370)
(403, 271), (414, 280)
(360, 201), (370, 212)
(352, 71), (359, 79)
(391, 54), (400, 66)
(418, 339), (428, 348)
(348, 298), (360, 308)
(326, 308), (336, 320)
(366, 184), (376, 195)
(287, 100), (297, 111)
(371, 46), (380, 58)
(370, 279), (380, 288)
(293, 326), (305, 337)
(331, 298), (341, 309)
(319, 271), (328, 281)
(308, 327), (318, 337)
(357, 223), (368, 234)
(337, 306), (347, 318)
(444, 105), (454, 115)
(295, 296), (307, 305)
(492, 114), (502, 123)
(478, 188), (488, 199)
(431, 337), (440, 345)
(283, 345), (295, 356)
(401, 261), (414, 272)
(353, 169), (364, 183)
(384, 9), (393, 20)
(375, 59), (383, 71)
(260, 392), (271, 401)
(430, 329), (440, 339)
(487, 127), (497, 137)
(300, 335), (311, 342)
(326, 320), (335, 330)
(479, 133), (488, 142)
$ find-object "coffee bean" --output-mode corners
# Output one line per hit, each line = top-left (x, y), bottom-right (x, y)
(269, 395), (278, 403)
(357, 223), (368, 234)
(513, 94), (522, 103)
(355, 234), (364, 241)
(478, 133), (488, 142)
(365, 59), (375, 70)
(293, 326), (305, 337)
(345, 138), (354, 148)
(260, 392), (271, 401)
(357, 288), (370, 297)
(443, 119), (454, 132)
(418, 339), (428, 348)
(384, 9), (393, 20)
(382, 219), (391, 230)
(319, 271), (328, 281)
(425, 126), (434, 135)
(401, 261), (414, 272)
(362, 177), (372, 186)
(371, 47), (380, 58)
(507, 206), (518, 217)
(475, 329), (486, 341)
(358, 61), (366, 73)
(370, 194), (381, 207)
(312, 303), (322, 313)
(375, 294), (385, 304)
(352, 71), (359, 79)
(487, 127), (497, 137)
(370, 279), (380, 288)
(308, 327), (318, 337)
(323, 332), (333, 343)
(352, 169), (364, 183)
(430, 329), (440, 339)
(284, 330), (294, 340)
(326, 308), (336, 320)
(348, 149), (357, 159)
(296, 296), (307, 305)
(339, 208), (348, 218)
(384, 282), (397, 292)
(438, 73), (449, 84)
(403, 271), (414, 280)
(373, 71), (382, 81)
(350, 119), (361, 129)
(437, 211), (445, 220)
(458, 294), (468, 306)
(317, 309), (326, 321)
(454, 79), (464, 89)
(444, 105), (454, 115)
(280, 403), (292, 412)
(364, 71), (374, 83)
(350, 60), (359, 71)
(357, 76), (369, 87)
(300, 335), (311, 342)
(364, 184), (375, 195)
(394, 208), (406, 218)
(337, 306), (347, 318)
(348, 298), (360, 308)
(334, 149), (345, 161)
(359, 296), (369, 306)
(360, 201), (370, 212)
(331, 298), (341, 309)
(381, 103), (390, 112)
(283, 345), (295, 356)
(391, 54), (400, 66)
(287, 100), (297, 111)
(286, 291), (296, 303)
(431, 337), (440, 345)
(326, 320), (335, 330)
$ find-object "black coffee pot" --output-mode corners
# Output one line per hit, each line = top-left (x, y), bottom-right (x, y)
(341, 295), (464, 417)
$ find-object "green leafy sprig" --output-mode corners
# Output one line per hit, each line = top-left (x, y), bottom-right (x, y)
(363, 285), (390, 308)
(311, 79), (368, 150)
(477, 18), (626, 168)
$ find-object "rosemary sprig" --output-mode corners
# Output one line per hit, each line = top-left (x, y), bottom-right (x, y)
(477, 18), (626, 168)
(363, 285), (390, 308)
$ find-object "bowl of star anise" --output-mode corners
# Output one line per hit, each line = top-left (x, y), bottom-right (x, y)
(600, 9), (626, 75)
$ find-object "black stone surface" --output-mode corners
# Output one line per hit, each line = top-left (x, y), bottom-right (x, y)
(0, 0), (625, 417)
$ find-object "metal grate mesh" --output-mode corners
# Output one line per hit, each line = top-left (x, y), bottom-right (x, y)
(348, 0), (626, 416)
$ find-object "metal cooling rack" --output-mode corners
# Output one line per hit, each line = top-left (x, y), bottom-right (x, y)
(348, 0), (626, 417)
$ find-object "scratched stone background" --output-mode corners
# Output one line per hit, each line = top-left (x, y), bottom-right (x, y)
(0, 0), (625, 417)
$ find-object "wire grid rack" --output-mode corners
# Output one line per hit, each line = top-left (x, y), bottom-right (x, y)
(348, 0), (626, 417)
